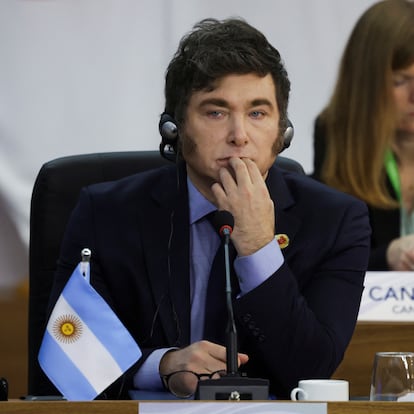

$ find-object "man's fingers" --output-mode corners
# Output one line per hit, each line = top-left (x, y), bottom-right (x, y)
(228, 157), (252, 186)
(238, 352), (249, 366)
(241, 158), (264, 184)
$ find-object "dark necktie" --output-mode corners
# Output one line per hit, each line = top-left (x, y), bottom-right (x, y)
(203, 214), (239, 344)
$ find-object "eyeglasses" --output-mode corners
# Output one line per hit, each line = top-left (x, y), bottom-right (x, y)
(161, 369), (226, 398)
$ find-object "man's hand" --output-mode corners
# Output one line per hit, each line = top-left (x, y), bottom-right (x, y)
(211, 157), (275, 256)
(159, 340), (249, 396)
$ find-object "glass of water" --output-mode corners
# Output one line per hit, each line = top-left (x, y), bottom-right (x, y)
(370, 352), (414, 401)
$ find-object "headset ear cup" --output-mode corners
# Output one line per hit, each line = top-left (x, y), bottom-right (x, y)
(159, 113), (178, 144)
(282, 119), (294, 151)
(159, 113), (179, 162)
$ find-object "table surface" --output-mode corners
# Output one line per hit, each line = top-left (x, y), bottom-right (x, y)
(332, 321), (414, 397)
(1, 400), (414, 414)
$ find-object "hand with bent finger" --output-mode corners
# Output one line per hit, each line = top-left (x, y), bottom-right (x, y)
(211, 157), (275, 256)
(159, 340), (249, 396)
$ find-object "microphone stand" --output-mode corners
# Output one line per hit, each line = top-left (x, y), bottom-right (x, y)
(195, 230), (269, 401)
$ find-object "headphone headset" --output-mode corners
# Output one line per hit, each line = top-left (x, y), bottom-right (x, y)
(159, 113), (179, 162)
(159, 112), (294, 162)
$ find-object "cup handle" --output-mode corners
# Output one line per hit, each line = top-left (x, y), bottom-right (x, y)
(291, 387), (307, 401)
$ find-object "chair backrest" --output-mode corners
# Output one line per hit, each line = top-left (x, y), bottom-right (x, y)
(28, 150), (304, 395)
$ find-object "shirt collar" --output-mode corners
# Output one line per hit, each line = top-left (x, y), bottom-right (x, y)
(187, 176), (216, 224)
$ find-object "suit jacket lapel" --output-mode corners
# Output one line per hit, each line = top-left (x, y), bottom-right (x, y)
(140, 163), (301, 347)
(266, 165), (301, 259)
(140, 163), (191, 347)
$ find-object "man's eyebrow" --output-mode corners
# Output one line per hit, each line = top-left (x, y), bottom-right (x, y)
(250, 98), (274, 107)
(198, 98), (229, 108)
(198, 98), (275, 108)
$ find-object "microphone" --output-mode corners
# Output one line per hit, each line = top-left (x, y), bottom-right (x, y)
(208, 210), (238, 375)
(195, 210), (269, 400)
(209, 210), (234, 238)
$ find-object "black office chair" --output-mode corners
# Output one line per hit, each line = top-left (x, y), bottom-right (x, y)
(28, 150), (304, 396)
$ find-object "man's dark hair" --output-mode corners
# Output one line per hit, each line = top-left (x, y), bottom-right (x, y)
(164, 17), (291, 137)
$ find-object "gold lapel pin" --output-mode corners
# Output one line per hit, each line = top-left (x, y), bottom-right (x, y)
(275, 234), (289, 249)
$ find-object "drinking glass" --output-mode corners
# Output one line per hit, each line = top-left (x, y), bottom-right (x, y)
(370, 352), (414, 401)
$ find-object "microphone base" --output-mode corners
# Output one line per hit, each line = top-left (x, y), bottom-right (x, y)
(195, 375), (269, 401)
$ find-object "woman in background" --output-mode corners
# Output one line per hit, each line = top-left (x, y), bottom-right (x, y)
(312, 0), (414, 270)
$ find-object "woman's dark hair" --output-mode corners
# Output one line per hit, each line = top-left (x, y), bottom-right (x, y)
(319, 0), (414, 208)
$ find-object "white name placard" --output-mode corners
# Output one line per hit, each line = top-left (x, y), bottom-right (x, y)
(358, 271), (414, 321)
(139, 401), (327, 414)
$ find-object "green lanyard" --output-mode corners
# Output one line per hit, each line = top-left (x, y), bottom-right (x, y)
(384, 149), (401, 202)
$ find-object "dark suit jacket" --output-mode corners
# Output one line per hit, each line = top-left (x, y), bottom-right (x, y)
(49, 161), (370, 399)
(312, 117), (399, 270)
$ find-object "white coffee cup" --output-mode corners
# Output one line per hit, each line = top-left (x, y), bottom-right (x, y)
(290, 379), (349, 401)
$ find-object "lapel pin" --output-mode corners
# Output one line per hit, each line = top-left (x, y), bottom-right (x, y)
(275, 234), (289, 249)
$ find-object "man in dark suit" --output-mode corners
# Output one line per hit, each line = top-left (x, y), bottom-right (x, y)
(49, 18), (371, 399)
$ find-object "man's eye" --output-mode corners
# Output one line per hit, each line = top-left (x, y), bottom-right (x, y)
(250, 111), (264, 118)
(207, 111), (222, 118)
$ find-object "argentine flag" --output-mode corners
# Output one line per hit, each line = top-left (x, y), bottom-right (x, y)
(38, 255), (142, 400)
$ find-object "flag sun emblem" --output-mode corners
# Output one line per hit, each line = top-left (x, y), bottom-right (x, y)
(52, 314), (83, 344)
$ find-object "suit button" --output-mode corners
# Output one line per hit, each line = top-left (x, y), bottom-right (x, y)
(253, 328), (261, 337)
(243, 313), (252, 323)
